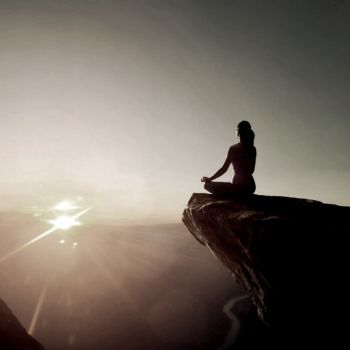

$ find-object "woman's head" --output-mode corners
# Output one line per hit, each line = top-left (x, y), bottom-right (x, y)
(237, 120), (255, 146)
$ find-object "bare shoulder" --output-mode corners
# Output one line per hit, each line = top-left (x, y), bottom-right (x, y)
(229, 143), (243, 157)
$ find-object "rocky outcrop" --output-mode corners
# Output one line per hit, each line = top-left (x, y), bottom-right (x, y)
(183, 193), (349, 346)
(0, 299), (45, 350)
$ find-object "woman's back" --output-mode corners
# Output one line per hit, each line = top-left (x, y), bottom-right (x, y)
(229, 143), (256, 185)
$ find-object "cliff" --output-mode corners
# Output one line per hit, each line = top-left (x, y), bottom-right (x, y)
(183, 193), (349, 346)
(0, 299), (45, 350)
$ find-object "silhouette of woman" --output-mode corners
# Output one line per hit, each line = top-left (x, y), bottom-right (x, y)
(201, 121), (256, 196)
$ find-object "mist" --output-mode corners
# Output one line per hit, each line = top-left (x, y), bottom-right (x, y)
(0, 214), (245, 349)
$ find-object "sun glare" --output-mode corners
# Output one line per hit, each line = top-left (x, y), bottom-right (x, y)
(54, 201), (79, 211)
(49, 216), (81, 230)
(0, 204), (91, 264)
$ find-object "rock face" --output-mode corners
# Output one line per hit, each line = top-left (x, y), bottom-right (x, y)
(0, 299), (45, 350)
(183, 193), (349, 346)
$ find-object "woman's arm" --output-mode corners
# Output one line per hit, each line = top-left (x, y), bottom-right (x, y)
(201, 149), (232, 182)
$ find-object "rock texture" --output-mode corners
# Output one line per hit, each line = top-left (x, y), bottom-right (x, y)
(183, 193), (349, 346)
(0, 299), (45, 350)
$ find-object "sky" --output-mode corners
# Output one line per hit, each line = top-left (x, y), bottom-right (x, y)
(1, 0), (350, 223)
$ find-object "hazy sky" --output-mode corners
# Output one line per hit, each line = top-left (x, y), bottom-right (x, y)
(1, 0), (350, 222)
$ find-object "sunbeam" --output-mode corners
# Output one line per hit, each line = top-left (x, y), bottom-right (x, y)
(28, 280), (49, 336)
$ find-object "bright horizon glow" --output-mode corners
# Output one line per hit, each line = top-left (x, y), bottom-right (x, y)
(54, 201), (79, 211)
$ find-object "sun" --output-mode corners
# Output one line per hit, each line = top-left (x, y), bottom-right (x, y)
(49, 216), (81, 230)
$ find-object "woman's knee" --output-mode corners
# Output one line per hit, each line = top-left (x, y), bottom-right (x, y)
(204, 182), (211, 191)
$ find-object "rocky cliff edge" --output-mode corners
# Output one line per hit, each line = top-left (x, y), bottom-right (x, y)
(183, 193), (349, 345)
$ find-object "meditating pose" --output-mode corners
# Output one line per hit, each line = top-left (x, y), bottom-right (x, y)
(201, 120), (256, 196)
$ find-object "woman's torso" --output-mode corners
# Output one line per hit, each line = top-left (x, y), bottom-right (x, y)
(229, 143), (256, 186)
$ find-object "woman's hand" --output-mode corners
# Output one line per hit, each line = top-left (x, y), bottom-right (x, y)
(201, 176), (212, 183)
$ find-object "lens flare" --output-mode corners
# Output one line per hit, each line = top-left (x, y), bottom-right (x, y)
(0, 207), (91, 264)
(49, 216), (81, 230)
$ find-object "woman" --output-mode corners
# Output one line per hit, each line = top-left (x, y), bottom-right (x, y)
(201, 121), (256, 196)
